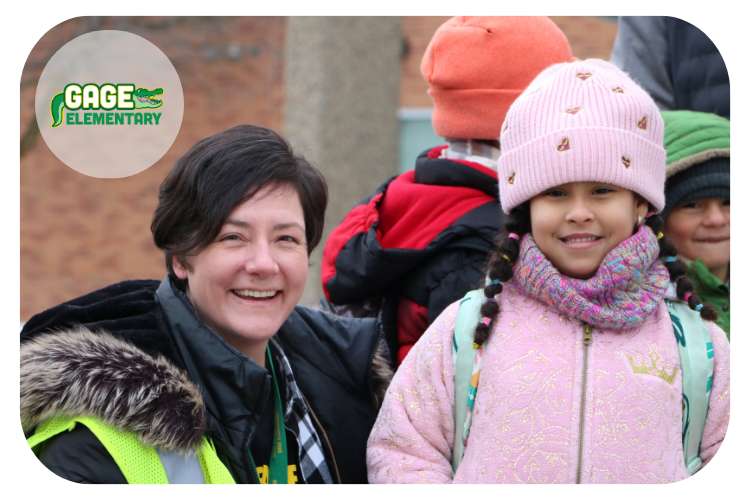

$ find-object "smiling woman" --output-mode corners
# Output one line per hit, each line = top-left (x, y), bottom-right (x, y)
(21, 125), (392, 484)
(172, 187), (310, 364)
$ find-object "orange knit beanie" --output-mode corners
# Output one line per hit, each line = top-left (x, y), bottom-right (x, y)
(421, 16), (574, 140)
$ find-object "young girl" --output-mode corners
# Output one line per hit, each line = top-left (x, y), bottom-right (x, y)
(366, 59), (730, 484)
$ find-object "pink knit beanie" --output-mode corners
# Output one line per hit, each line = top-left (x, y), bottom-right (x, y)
(421, 16), (574, 140)
(498, 59), (667, 213)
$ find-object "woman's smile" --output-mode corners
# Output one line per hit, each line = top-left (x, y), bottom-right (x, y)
(232, 289), (279, 299)
(173, 185), (309, 362)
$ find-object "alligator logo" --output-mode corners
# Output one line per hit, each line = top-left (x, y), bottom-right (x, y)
(50, 84), (164, 127)
(133, 87), (164, 109)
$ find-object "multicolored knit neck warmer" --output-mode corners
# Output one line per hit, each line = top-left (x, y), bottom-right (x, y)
(510, 225), (669, 330)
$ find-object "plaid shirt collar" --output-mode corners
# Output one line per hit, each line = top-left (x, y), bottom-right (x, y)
(269, 336), (333, 484)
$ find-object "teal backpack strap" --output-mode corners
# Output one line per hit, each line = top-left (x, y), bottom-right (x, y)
(451, 289), (486, 475)
(666, 299), (714, 476)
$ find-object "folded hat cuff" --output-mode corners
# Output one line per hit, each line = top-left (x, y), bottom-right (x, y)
(498, 127), (666, 213)
(663, 174), (730, 217)
(429, 88), (522, 140)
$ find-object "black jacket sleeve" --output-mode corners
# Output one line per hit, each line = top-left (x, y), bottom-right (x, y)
(37, 425), (127, 484)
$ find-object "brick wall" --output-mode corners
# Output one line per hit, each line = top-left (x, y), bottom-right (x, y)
(21, 17), (286, 321)
(20, 16), (619, 322)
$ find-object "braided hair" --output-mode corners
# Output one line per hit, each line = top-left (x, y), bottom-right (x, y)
(472, 207), (718, 345)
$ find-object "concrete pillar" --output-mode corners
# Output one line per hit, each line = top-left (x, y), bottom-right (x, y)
(285, 17), (402, 306)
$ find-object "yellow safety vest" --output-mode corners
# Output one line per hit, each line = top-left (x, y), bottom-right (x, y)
(27, 416), (236, 484)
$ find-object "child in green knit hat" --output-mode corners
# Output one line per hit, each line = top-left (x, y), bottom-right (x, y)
(662, 110), (730, 338)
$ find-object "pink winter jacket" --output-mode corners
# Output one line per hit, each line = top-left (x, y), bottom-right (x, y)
(366, 284), (730, 483)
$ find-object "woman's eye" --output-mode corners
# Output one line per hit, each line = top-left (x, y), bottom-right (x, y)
(545, 190), (565, 197)
(278, 235), (299, 244)
(220, 234), (241, 242)
(723, 199), (730, 206)
(593, 188), (613, 195)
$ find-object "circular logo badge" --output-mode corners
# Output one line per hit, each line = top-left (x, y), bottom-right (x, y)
(35, 30), (184, 178)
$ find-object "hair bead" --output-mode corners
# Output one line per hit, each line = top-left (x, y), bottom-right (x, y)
(657, 232), (664, 239)
(489, 279), (501, 285)
(695, 304), (704, 312)
(646, 211), (656, 218)
(471, 342), (481, 349)
(502, 254), (511, 262)
(508, 233), (520, 241)
(665, 256), (676, 263)
(684, 293), (692, 302)
(675, 276), (685, 283)
(482, 317), (491, 326)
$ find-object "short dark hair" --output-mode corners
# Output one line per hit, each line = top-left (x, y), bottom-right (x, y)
(151, 125), (328, 290)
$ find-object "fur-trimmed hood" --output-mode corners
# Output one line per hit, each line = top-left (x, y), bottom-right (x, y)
(21, 277), (392, 484)
(21, 326), (206, 453)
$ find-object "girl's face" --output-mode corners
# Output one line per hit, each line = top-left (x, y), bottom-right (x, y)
(665, 198), (730, 280)
(529, 182), (648, 279)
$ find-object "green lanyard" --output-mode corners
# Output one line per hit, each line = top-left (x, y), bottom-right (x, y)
(265, 345), (288, 484)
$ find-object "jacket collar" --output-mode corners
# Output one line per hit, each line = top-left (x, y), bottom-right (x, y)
(414, 145), (499, 198)
(155, 276), (274, 449)
(688, 259), (729, 293)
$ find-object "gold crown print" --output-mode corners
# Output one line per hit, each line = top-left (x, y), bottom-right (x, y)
(625, 344), (677, 385)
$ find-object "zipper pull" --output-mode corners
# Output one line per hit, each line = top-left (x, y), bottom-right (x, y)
(582, 323), (592, 345)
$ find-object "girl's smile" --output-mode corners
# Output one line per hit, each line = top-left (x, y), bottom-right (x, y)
(529, 182), (649, 279)
(559, 233), (602, 249)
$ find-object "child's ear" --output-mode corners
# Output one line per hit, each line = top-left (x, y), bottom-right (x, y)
(635, 195), (649, 221)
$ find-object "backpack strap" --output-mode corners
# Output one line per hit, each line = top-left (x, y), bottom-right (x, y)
(666, 299), (714, 476)
(451, 289), (487, 474)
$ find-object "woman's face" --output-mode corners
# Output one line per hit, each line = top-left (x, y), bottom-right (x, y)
(173, 185), (308, 362)
(665, 198), (730, 280)
(529, 182), (648, 279)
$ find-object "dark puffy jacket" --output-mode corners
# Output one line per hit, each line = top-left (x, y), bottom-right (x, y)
(666, 17), (729, 119)
(610, 16), (729, 119)
(21, 277), (389, 484)
(322, 146), (501, 365)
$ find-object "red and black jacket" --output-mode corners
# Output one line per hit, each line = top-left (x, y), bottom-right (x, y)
(322, 146), (502, 365)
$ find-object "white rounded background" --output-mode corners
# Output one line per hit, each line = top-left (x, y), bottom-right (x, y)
(35, 30), (184, 178)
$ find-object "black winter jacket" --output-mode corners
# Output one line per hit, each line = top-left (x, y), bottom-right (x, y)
(610, 16), (729, 119)
(321, 146), (501, 365)
(20, 277), (389, 484)
(666, 17), (729, 119)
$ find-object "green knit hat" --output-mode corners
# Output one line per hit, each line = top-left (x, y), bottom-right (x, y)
(662, 110), (730, 216)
